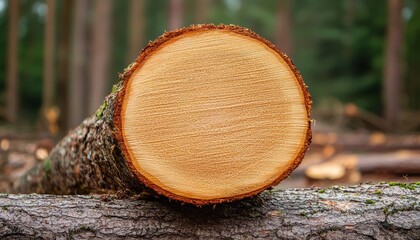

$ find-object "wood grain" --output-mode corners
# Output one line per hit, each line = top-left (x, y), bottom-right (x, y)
(120, 25), (311, 202)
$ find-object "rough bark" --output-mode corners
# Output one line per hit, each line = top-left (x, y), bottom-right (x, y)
(13, 81), (145, 195)
(1, 184), (420, 239)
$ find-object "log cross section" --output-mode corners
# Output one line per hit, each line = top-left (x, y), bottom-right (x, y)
(14, 24), (312, 205)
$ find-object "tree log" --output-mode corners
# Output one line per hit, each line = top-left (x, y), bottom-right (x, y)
(1, 184), (419, 239)
(13, 24), (312, 205)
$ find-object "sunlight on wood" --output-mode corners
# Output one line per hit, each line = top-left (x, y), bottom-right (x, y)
(369, 132), (386, 145)
(35, 148), (49, 160)
(322, 145), (336, 158)
(305, 163), (345, 180)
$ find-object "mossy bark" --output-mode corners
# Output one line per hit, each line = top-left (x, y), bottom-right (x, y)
(12, 80), (144, 195)
(1, 184), (420, 239)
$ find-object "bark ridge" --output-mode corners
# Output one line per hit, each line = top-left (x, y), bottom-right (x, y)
(1, 184), (419, 239)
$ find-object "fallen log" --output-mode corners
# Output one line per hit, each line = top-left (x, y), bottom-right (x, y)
(13, 24), (311, 205)
(1, 184), (419, 239)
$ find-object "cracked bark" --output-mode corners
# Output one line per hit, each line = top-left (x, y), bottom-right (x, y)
(0, 184), (419, 239)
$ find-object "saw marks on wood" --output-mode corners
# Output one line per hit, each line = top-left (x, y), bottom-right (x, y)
(121, 28), (309, 201)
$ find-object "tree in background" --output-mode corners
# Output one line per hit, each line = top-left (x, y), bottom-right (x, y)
(384, 0), (403, 126)
(42, 0), (58, 134)
(127, 0), (145, 62)
(276, 0), (292, 56)
(1, 0), (420, 132)
(293, 0), (387, 115)
(57, 0), (74, 132)
(6, 0), (19, 123)
(405, 0), (420, 112)
(195, 0), (211, 24)
(169, 0), (184, 30)
(69, 0), (89, 129)
(89, 0), (112, 114)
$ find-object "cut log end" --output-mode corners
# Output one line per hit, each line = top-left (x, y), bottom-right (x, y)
(115, 24), (312, 205)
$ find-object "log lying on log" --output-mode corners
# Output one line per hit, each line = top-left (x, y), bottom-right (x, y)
(1, 184), (419, 239)
(13, 24), (311, 205)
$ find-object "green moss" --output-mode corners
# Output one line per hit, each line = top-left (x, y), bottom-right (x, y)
(43, 158), (52, 175)
(2, 206), (8, 211)
(365, 199), (376, 205)
(111, 83), (122, 94)
(96, 101), (107, 119)
(318, 189), (326, 194)
(122, 62), (136, 76)
(388, 182), (418, 190)
(111, 84), (118, 93)
(374, 190), (382, 195)
(300, 211), (307, 217)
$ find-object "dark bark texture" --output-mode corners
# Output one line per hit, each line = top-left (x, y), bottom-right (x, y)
(1, 184), (419, 239)
(12, 80), (145, 195)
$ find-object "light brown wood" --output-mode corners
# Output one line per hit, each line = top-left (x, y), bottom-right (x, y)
(118, 25), (311, 203)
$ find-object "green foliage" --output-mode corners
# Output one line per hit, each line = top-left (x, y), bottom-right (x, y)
(293, 0), (386, 114)
(96, 101), (107, 119)
(1, 0), (419, 123)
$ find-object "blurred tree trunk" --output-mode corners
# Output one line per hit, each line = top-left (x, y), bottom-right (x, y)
(406, 3), (420, 111)
(276, 0), (292, 56)
(6, 0), (19, 123)
(43, 0), (56, 116)
(384, 0), (403, 127)
(41, 0), (58, 134)
(69, 0), (89, 128)
(57, 0), (74, 132)
(89, 0), (112, 114)
(168, 0), (183, 30)
(127, 0), (145, 62)
(195, 0), (211, 24)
